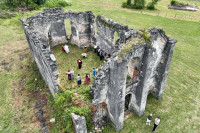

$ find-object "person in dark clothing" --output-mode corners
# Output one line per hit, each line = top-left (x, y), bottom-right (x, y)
(152, 117), (160, 132)
(146, 114), (152, 125)
(104, 52), (107, 60)
(77, 59), (82, 69)
(100, 50), (103, 61)
(88, 74), (90, 82)
(67, 70), (71, 80)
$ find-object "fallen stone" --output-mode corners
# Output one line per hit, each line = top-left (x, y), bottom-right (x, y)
(71, 113), (87, 133)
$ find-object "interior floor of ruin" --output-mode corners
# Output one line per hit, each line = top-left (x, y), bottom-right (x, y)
(52, 44), (104, 97)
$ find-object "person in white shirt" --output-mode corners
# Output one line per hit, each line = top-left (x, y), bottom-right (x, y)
(95, 67), (98, 75)
(64, 45), (69, 53)
(77, 74), (81, 86)
(152, 117), (160, 132)
(70, 69), (74, 79)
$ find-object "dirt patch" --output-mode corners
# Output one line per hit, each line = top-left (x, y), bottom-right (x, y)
(12, 75), (52, 133)
(0, 59), (13, 72)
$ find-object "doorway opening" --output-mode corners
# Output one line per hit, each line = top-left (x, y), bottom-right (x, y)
(125, 94), (132, 110)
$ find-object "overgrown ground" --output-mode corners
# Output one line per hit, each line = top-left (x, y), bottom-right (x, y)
(0, 0), (200, 132)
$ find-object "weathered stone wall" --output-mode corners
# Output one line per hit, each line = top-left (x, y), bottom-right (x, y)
(21, 18), (60, 98)
(96, 15), (130, 54)
(21, 8), (95, 98)
(23, 8), (95, 48)
(91, 16), (177, 130)
(168, 5), (199, 11)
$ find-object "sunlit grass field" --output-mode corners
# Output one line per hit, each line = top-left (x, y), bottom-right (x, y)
(0, 0), (199, 132)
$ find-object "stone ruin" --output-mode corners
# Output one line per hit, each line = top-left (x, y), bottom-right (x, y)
(168, 3), (199, 11)
(21, 8), (177, 131)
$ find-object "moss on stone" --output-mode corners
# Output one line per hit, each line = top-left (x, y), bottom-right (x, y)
(118, 37), (140, 60)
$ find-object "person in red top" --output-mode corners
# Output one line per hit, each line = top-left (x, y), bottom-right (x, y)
(77, 59), (82, 69)
(85, 74), (89, 83)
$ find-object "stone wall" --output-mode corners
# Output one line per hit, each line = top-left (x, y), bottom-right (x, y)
(22, 8), (95, 48)
(96, 15), (131, 54)
(21, 8), (96, 98)
(21, 19), (60, 98)
(91, 16), (177, 130)
(168, 5), (199, 11)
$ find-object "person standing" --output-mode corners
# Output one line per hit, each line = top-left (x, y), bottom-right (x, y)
(146, 114), (152, 125)
(94, 45), (97, 53)
(100, 50), (103, 61)
(71, 69), (74, 79)
(85, 74), (89, 83)
(95, 67), (98, 75)
(77, 59), (82, 69)
(77, 74), (81, 86)
(104, 51), (107, 60)
(152, 117), (160, 132)
(97, 48), (100, 56)
(67, 70), (71, 80)
(93, 68), (96, 76)
(88, 74), (90, 82)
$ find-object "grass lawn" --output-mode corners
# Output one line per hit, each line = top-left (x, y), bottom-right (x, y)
(0, 0), (199, 132)
(52, 44), (104, 90)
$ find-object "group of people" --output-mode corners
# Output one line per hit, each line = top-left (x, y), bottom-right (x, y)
(62, 45), (110, 86)
(146, 114), (160, 132)
(66, 58), (92, 85)
(94, 45), (111, 61)
(67, 71), (91, 85)
(76, 74), (90, 85)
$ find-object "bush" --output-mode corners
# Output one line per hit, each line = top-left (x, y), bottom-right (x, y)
(147, 0), (159, 10)
(147, 2), (155, 9)
(122, 0), (145, 9)
(43, 0), (71, 8)
(127, 0), (132, 5)
(1, 0), (70, 10)
(170, 0), (180, 6)
(133, 0), (145, 9)
(49, 89), (92, 132)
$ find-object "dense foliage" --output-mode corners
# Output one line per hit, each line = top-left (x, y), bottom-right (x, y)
(147, 0), (159, 10)
(49, 88), (92, 132)
(170, 0), (186, 6)
(133, 0), (145, 9)
(122, 0), (159, 10)
(1, 0), (70, 10)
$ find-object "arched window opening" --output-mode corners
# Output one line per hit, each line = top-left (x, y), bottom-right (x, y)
(113, 31), (119, 46)
(65, 20), (72, 40)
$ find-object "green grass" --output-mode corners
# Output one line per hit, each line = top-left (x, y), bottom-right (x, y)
(50, 44), (104, 132)
(52, 44), (104, 90)
(0, 0), (199, 132)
